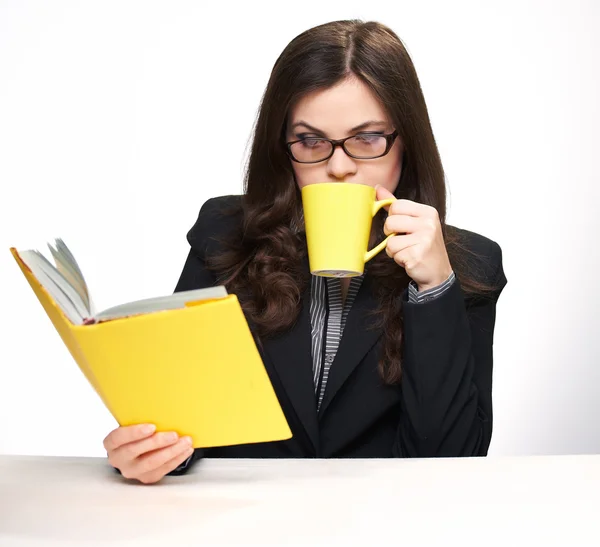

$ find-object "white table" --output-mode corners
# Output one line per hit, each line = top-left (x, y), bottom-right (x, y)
(0, 454), (599, 546)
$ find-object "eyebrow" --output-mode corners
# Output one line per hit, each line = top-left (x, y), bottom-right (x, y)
(291, 120), (388, 135)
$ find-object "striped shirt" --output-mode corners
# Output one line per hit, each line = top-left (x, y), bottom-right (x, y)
(309, 272), (456, 409)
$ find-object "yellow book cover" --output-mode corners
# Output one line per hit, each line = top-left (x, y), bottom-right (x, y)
(9, 242), (292, 448)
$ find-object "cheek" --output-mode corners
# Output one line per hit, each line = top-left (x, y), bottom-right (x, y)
(385, 148), (404, 192)
(368, 156), (402, 193)
(388, 163), (403, 193)
(293, 168), (308, 189)
(292, 164), (326, 189)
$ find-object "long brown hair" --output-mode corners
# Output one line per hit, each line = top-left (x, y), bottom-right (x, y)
(207, 20), (500, 384)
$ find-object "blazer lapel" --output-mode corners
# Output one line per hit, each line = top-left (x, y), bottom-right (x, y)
(318, 274), (383, 416)
(261, 284), (320, 454)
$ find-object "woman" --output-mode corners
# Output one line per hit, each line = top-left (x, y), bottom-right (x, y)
(104, 19), (507, 484)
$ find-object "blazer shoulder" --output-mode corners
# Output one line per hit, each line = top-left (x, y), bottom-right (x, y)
(446, 225), (507, 297)
(186, 195), (243, 254)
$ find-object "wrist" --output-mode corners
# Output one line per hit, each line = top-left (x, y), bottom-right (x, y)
(417, 270), (454, 292)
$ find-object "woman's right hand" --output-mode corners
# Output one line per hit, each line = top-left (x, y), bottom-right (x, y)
(103, 424), (194, 484)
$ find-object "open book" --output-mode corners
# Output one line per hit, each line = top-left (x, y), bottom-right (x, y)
(10, 239), (292, 448)
(16, 238), (227, 325)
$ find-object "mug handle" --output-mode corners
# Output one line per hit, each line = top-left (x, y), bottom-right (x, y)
(364, 198), (396, 263)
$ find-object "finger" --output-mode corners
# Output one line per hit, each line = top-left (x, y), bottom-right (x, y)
(375, 184), (395, 203)
(384, 214), (423, 236)
(129, 437), (194, 483)
(389, 199), (436, 218)
(388, 246), (417, 270)
(103, 423), (156, 452)
(386, 233), (420, 257)
(137, 445), (196, 485)
(112, 431), (181, 464)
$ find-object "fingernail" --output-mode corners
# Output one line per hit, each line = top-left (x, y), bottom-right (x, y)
(181, 436), (193, 446)
(142, 424), (156, 434)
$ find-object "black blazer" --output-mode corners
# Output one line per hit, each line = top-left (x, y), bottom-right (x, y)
(174, 195), (507, 464)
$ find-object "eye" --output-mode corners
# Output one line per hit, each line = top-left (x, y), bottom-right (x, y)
(299, 138), (328, 149)
(354, 132), (383, 143)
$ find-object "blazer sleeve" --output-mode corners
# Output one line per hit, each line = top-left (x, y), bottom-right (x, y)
(393, 241), (507, 457)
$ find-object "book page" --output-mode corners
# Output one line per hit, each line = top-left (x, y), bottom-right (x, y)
(31, 250), (91, 320)
(94, 286), (228, 322)
(17, 240), (228, 325)
(19, 250), (85, 324)
(48, 239), (93, 314)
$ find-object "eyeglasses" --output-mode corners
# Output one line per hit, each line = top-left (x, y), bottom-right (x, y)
(286, 130), (398, 164)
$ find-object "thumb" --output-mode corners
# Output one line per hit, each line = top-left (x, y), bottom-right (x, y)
(375, 184), (395, 211)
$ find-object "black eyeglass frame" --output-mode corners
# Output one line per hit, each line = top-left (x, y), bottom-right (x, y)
(285, 129), (399, 164)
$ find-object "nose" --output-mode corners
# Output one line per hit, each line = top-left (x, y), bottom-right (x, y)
(326, 146), (357, 181)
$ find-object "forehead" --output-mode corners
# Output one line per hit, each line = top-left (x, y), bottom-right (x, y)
(288, 77), (390, 134)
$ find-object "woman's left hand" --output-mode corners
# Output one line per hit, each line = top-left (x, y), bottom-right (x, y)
(376, 185), (453, 292)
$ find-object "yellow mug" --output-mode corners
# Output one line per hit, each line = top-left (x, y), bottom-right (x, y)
(301, 182), (396, 277)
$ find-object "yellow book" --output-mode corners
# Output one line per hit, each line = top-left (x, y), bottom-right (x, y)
(9, 241), (291, 448)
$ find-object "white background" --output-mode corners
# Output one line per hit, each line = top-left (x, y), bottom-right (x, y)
(1, 0), (598, 458)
